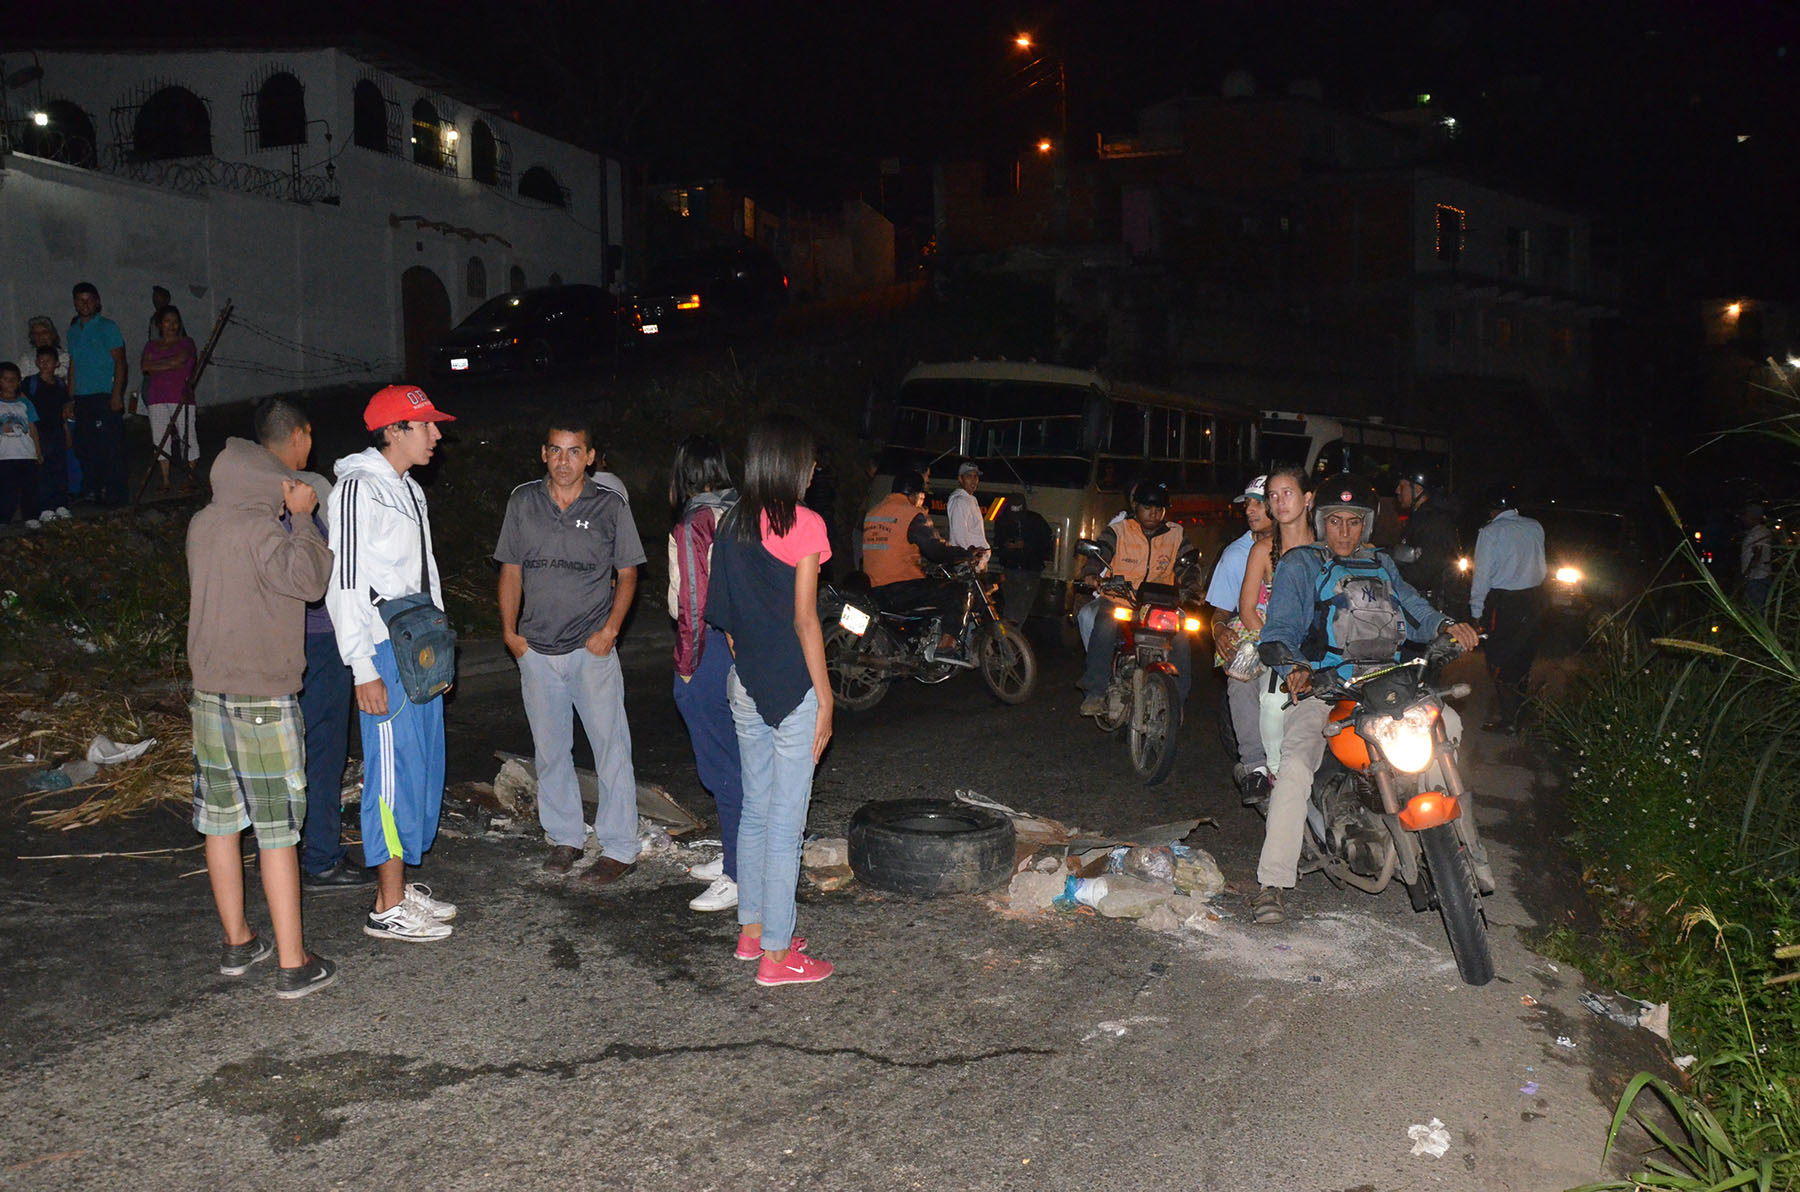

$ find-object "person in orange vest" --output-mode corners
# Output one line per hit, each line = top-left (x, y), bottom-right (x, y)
(861, 470), (977, 658)
(1078, 479), (1202, 716)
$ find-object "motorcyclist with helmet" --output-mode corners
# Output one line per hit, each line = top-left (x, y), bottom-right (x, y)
(1393, 466), (1462, 609)
(1077, 479), (1203, 716)
(860, 470), (979, 658)
(1251, 474), (1488, 924)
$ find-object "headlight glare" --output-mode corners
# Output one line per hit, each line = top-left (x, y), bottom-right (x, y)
(1554, 566), (1582, 585)
(1367, 705), (1439, 773)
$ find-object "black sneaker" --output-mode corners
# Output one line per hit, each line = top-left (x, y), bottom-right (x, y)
(273, 953), (338, 1000)
(219, 933), (275, 976)
(302, 861), (377, 891)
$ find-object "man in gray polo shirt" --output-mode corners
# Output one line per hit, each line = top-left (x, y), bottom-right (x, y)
(496, 421), (647, 884)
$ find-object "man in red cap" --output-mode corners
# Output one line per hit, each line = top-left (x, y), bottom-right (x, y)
(324, 385), (461, 943)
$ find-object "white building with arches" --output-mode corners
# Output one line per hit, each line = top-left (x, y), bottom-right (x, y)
(0, 42), (632, 403)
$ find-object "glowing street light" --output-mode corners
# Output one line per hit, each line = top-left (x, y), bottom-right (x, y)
(1036, 138), (1053, 154)
(1727, 302), (1742, 318)
(31, 110), (48, 127)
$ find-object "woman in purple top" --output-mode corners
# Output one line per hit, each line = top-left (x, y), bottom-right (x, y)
(138, 305), (197, 492)
(704, 415), (836, 986)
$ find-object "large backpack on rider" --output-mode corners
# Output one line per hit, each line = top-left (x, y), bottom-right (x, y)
(1298, 546), (1407, 668)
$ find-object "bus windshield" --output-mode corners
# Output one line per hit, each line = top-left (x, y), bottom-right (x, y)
(886, 377), (1097, 487)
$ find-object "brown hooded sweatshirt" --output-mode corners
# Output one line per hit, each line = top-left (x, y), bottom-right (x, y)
(186, 437), (333, 696)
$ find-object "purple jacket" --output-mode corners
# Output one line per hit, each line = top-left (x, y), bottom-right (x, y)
(670, 489), (736, 677)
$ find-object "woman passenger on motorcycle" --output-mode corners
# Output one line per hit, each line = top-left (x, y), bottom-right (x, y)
(704, 415), (837, 986)
(668, 435), (744, 915)
(1237, 466), (1313, 778)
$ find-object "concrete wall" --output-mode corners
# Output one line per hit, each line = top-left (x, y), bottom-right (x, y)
(1, 46), (623, 404)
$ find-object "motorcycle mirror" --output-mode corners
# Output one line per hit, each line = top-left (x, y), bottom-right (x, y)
(1446, 683), (1472, 699)
(1075, 539), (1103, 559)
(1392, 544), (1421, 564)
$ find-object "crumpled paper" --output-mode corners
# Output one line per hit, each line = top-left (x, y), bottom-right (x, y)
(1407, 1117), (1452, 1158)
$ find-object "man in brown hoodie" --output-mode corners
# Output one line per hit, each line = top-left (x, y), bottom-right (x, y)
(186, 411), (338, 999)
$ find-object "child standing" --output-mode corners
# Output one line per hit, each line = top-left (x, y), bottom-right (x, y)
(704, 415), (836, 986)
(24, 347), (70, 518)
(0, 362), (42, 526)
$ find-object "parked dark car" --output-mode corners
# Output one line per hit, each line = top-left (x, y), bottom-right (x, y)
(627, 246), (788, 339)
(430, 285), (630, 377)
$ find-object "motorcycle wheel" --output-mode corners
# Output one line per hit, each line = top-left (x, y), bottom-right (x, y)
(1128, 671), (1181, 786)
(825, 624), (892, 712)
(974, 623), (1037, 704)
(1419, 823), (1494, 986)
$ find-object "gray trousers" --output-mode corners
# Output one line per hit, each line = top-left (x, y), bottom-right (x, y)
(1226, 674), (1266, 772)
(1256, 698), (1475, 889)
(519, 646), (640, 862)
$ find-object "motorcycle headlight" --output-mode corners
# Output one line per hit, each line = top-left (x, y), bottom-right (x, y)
(1366, 704), (1439, 773)
(1554, 566), (1582, 585)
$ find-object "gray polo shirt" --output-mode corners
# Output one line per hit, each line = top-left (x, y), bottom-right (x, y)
(494, 476), (647, 655)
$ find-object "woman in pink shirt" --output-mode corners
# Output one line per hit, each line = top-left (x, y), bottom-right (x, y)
(703, 415), (835, 986)
(138, 305), (197, 492)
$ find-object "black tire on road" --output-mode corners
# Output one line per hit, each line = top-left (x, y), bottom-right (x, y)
(848, 798), (1017, 897)
(975, 623), (1037, 704)
(1129, 670), (1181, 785)
(1419, 823), (1494, 985)
(825, 624), (891, 712)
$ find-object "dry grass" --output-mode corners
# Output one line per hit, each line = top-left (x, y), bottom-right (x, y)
(1, 687), (191, 831)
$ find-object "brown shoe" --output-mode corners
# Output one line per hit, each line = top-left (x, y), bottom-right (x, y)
(542, 845), (583, 875)
(578, 856), (638, 887)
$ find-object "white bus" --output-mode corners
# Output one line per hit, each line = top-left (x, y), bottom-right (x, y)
(873, 362), (1454, 612)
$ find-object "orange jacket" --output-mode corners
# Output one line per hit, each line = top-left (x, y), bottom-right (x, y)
(1111, 518), (1184, 588)
(862, 491), (925, 586)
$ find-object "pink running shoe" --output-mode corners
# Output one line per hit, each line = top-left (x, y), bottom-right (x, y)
(735, 933), (806, 961)
(755, 950), (834, 986)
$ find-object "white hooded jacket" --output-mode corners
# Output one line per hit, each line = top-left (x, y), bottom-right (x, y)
(325, 447), (444, 685)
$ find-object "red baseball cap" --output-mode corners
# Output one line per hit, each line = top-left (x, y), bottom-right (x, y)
(362, 384), (457, 431)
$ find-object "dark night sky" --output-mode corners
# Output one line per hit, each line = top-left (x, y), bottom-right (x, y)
(24, 0), (1800, 290)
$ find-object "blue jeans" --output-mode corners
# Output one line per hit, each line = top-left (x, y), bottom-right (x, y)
(1082, 610), (1193, 701)
(673, 639), (743, 880)
(519, 645), (639, 861)
(728, 668), (817, 952)
(299, 629), (353, 875)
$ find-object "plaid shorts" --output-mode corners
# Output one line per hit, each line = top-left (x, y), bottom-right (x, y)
(190, 691), (306, 849)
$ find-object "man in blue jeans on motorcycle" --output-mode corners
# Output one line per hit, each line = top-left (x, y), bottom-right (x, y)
(1252, 474), (1489, 925)
(1077, 480), (1203, 717)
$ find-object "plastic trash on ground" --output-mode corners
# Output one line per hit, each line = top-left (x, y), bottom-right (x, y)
(86, 734), (156, 765)
(636, 819), (674, 856)
(1055, 874), (1176, 919)
(1407, 1118), (1452, 1158)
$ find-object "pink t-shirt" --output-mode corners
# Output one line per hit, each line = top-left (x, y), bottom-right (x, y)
(760, 507), (832, 568)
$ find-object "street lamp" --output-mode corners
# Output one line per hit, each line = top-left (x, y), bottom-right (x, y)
(1012, 32), (1069, 237)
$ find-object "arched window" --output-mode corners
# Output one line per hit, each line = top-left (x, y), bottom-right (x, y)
(518, 165), (565, 207)
(466, 256), (487, 300)
(508, 265), (526, 293)
(256, 71), (306, 148)
(18, 99), (97, 167)
(411, 99), (440, 166)
(133, 86), (211, 161)
(471, 120), (498, 185)
(353, 79), (387, 152)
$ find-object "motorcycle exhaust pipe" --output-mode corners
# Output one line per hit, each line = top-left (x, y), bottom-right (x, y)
(1320, 849), (1396, 894)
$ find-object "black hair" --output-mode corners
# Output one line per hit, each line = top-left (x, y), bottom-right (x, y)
(254, 397), (309, 448)
(734, 414), (814, 541)
(892, 470), (926, 497)
(152, 285), (171, 301)
(34, 346), (58, 363)
(670, 433), (733, 510)
(154, 304), (183, 335)
(0, 361), (20, 379)
(72, 282), (98, 298)
(543, 416), (593, 450)
(370, 423), (405, 450)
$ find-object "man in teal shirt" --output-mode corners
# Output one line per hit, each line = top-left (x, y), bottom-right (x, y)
(66, 282), (128, 506)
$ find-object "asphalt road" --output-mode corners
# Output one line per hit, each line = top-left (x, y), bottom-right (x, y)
(0, 620), (1667, 1191)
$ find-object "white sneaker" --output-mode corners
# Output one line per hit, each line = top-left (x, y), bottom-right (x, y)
(688, 875), (738, 912)
(689, 856), (724, 882)
(402, 882), (457, 921)
(364, 901), (453, 942)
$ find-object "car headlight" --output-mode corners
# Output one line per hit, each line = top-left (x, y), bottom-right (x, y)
(1554, 566), (1582, 585)
(1456, 556), (1470, 573)
(1366, 704), (1439, 773)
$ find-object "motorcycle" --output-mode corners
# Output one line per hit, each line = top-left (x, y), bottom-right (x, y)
(1259, 635), (1495, 985)
(1078, 541), (1205, 785)
(821, 561), (1038, 711)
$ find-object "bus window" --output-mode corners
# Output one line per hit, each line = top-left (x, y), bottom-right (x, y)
(1261, 430), (1312, 471)
(1109, 402), (1145, 456)
(1148, 409), (1181, 461)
